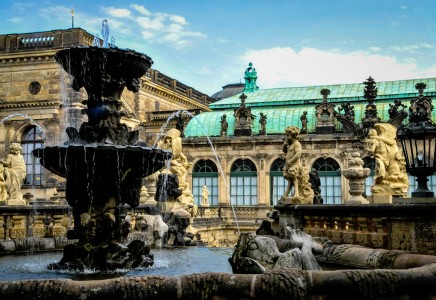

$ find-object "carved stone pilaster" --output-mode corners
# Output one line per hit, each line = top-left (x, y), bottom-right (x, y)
(9, 216), (26, 239)
(0, 216), (4, 239)
(31, 216), (46, 238)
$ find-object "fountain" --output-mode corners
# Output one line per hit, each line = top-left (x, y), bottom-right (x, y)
(32, 45), (171, 270)
(2, 37), (436, 300)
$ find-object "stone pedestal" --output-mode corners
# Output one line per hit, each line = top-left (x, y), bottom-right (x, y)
(367, 194), (392, 204)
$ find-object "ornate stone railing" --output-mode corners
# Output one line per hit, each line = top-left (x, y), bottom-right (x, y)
(0, 205), (71, 241)
(276, 204), (436, 255)
(0, 28), (96, 52)
(144, 69), (214, 106)
(194, 206), (272, 222)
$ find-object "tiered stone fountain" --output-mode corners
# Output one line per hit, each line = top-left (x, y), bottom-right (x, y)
(33, 46), (171, 270)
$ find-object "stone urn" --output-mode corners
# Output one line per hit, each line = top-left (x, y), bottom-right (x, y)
(342, 152), (371, 204)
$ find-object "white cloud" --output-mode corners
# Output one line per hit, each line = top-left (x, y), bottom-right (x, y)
(130, 4), (151, 16)
(141, 31), (157, 39)
(390, 43), (434, 52)
(166, 23), (184, 33)
(103, 7), (131, 18)
(241, 47), (436, 88)
(400, 5), (407, 10)
(169, 15), (187, 25)
(369, 46), (381, 52)
(128, 8), (204, 49)
(136, 16), (165, 31)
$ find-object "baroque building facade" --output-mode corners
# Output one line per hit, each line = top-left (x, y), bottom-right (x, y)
(183, 63), (436, 221)
(0, 28), (213, 201)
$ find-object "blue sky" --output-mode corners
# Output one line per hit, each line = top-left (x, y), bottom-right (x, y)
(1, 0), (436, 95)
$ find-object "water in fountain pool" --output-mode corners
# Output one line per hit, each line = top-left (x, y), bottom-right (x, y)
(0, 247), (233, 281)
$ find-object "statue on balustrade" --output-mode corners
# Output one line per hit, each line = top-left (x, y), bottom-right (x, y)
(220, 114), (228, 137)
(281, 126), (314, 204)
(364, 123), (408, 196)
(300, 111), (308, 133)
(259, 113), (267, 135)
(201, 185), (210, 206)
(0, 143), (26, 205)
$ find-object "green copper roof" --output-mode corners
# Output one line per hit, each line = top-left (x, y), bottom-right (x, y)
(210, 78), (436, 110)
(185, 77), (436, 138)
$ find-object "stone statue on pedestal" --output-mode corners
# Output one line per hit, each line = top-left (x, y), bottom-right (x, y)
(281, 126), (314, 204)
(0, 143), (26, 205)
(220, 114), (228, 137)
(364, 123), (408, 196)
(201, 185), (210, 206)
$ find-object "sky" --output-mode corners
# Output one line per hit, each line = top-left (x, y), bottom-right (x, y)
(1, 0), (436, 96)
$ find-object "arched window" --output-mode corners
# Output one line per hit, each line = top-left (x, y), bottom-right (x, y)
(21, 126), (45, 186)
(270, 158), (286, 205)
(192, 159), (218, 206)
(312, 158), (341, 204)
(363, 156), (376, 197)
(230, 159), (257, 205)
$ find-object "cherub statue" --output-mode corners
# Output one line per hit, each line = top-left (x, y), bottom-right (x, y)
(364, 123), (408, 195)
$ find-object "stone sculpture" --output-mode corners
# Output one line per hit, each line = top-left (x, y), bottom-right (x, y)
(364, 123), (408, 196)
(220, 114), (228, 137)
(342, 152), (371, 204)
(244, 62), (258, 92)
(281, 126), (314, 204)
(201, 185), (210, 206)
(315, 89), (336, 134)
(229, 227), (323, 274)
(0, 143), (26, 205)
(300, 111), (308, 133)
(234, 93), (255, 136)
(259, 112), (267, 135)
(155, 128), (196, 245)
(157, 128), (192, 192)
(308, 168), (323, 204)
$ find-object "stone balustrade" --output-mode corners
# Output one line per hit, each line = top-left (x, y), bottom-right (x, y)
(276, 203), (436, 255)
(0, 28), (96, 53)
(0, 205), (71, 241)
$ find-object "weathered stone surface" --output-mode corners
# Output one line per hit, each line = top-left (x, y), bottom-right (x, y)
(229, 229), (322, 274)
(2, 264), (436, 299)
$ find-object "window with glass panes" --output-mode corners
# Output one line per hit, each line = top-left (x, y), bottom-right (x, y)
(230, 159), (257, 205)
(21, 126), (45, 186)
(270, 158), (286, 205)
(363, 157), (376, 197)
(312, 158), (341, 204)
(192, 159), (219, 206)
